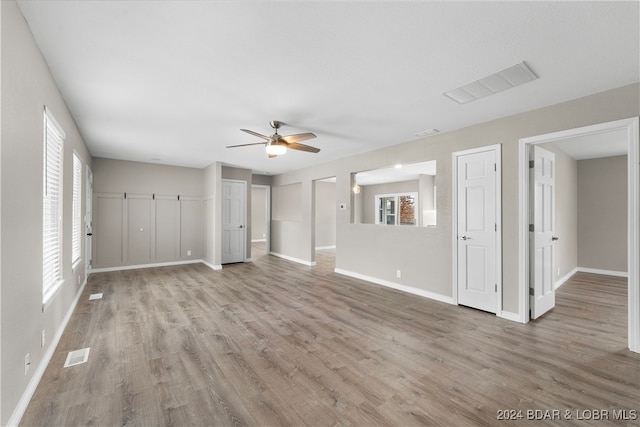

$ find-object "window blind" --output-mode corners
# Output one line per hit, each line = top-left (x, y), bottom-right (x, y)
(72, 153), (82, 264)
(43, 110), (65, 302)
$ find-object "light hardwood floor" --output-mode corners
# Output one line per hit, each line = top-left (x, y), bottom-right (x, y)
(21, 248), (639, 426)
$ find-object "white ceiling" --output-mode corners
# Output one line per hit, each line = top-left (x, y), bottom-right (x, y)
(553, 129), (629, 160)
(16, 1), (639, 175)
(356, 160), (436, 186)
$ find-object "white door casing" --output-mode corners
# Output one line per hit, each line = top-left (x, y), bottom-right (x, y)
(454, 145), (501, 314)
(530, 146), (556, 319)
(518, 117), (638, 353)
(222, 180), (246, 264)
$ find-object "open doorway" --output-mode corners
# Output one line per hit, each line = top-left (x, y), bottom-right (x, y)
(313, 177), (337, 270)
(518, 117), (639, 353)
(251, 184), (270, 260)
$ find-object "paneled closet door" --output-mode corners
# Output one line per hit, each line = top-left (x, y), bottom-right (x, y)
(94, 192), (125, 268)
(127, 194), (153, 265)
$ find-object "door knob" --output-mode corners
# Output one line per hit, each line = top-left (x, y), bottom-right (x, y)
(552, 236), (559, 241)
(239, 225), (244, 229)
(459, 235), (471, 240)
(86, 233), (93, 236)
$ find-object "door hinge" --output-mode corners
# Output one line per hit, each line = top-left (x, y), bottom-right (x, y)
(495, 223), (497, 232)
(124, 192), (127, 199)
(529, 160), (534, 168)
(495, 284), (497, 292)
(152, 193), (155, 200)
(529, 224), (534, 232)
(529, 288), (534, 296)
(177, 195), (180, 201)
(494, 163), (497, 171)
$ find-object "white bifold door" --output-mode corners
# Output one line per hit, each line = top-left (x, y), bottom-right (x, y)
(222, 180), (246, 264)
(530, 145), (557, 319)
(456, 147), (500, 313)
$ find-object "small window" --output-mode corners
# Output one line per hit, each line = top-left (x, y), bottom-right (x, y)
(72, 153), (82, 264)
(43, 108), (65, 303)
(375, 193), (417, 226)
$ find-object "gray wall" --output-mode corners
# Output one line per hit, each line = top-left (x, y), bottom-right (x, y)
(578, 155), (628, 272)
(315, 181), (336, 248)
(1, 1), (92, 423)
(251, 186), (267, 241)
(92, 158), (204, 269)
(270, 83), (639, 315)
(203, 162), (222, 268)
(357, 180), (419, 224)
(541, 143), (578, 283)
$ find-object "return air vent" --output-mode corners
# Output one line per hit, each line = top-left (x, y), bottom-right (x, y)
(64, 347), (90, 368)
(89, 293), (103, 300)
(444, 62), (538, 104)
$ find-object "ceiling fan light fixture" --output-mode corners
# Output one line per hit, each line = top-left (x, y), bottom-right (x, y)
(265, 143), (287, 156)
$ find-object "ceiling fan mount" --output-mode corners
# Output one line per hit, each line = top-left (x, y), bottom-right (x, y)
(226, 121), (320, 158)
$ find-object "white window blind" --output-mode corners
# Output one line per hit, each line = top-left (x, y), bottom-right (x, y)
(72, 153), (82, 264)
(43, 109), (65, 303)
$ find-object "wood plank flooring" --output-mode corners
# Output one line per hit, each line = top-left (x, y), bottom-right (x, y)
(21, 248), (639, 426)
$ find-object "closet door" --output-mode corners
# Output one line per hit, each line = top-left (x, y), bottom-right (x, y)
(155, 195), (179, 262)
(94, 193), (124, 268)
(180, 196), (203, 259)
(127, 194), (152, 265)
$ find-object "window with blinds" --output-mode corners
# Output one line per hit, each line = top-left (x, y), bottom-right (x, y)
(43, 108), (65, 304)
(72, 153), (82, 264)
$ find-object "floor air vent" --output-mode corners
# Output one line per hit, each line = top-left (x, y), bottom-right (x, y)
(89, 293), (103, 300)
(64, 348), (90, 368)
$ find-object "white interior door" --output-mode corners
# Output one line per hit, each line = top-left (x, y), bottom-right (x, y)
(456, 148), (498, 313)
(530, 145), (556, 319)
(85, 167), (93, 276)
(222, 180), (246, 264)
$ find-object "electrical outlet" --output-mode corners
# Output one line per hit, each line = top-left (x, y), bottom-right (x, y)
(187, 250), (192, 256)
(396, 270), (402, 279)
(25, 353), (31, 376)
(41, 329), (46, 348)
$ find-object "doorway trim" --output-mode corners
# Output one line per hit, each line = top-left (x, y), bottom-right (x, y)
(518, 117), (639, 353)
(452, 144), (503, 317)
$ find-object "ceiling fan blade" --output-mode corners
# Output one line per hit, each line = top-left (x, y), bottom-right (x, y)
(226, 142), (266, 148)
(281, 132), (316, 144)
(287, 142), (320, 153)
(241, 129), (270, 140)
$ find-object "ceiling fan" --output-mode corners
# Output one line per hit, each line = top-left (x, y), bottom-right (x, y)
(227, 121), (320, 158)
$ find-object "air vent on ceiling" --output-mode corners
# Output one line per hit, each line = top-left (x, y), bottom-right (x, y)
(443, 62), (538, 105)
(414, 129), (440, 138)
(64, 347), (90, 368)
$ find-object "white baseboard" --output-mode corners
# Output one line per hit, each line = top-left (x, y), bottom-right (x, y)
(499, 310), (525, 323)
(7, 277), (88, 427)
(269, 252), (316, 266)
(577, 267), (628, 277)
(315, 245), (336, 251)
(334, 268), (455, 305)
(201, 260), (223, 271)
(555, 267), (578, 290)
(91, 259), (202, 273)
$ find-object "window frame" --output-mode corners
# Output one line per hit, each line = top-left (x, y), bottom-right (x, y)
(374, 192), (418, 226)
(72, 152), (82, 266)
(43, 107), (65, 307)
